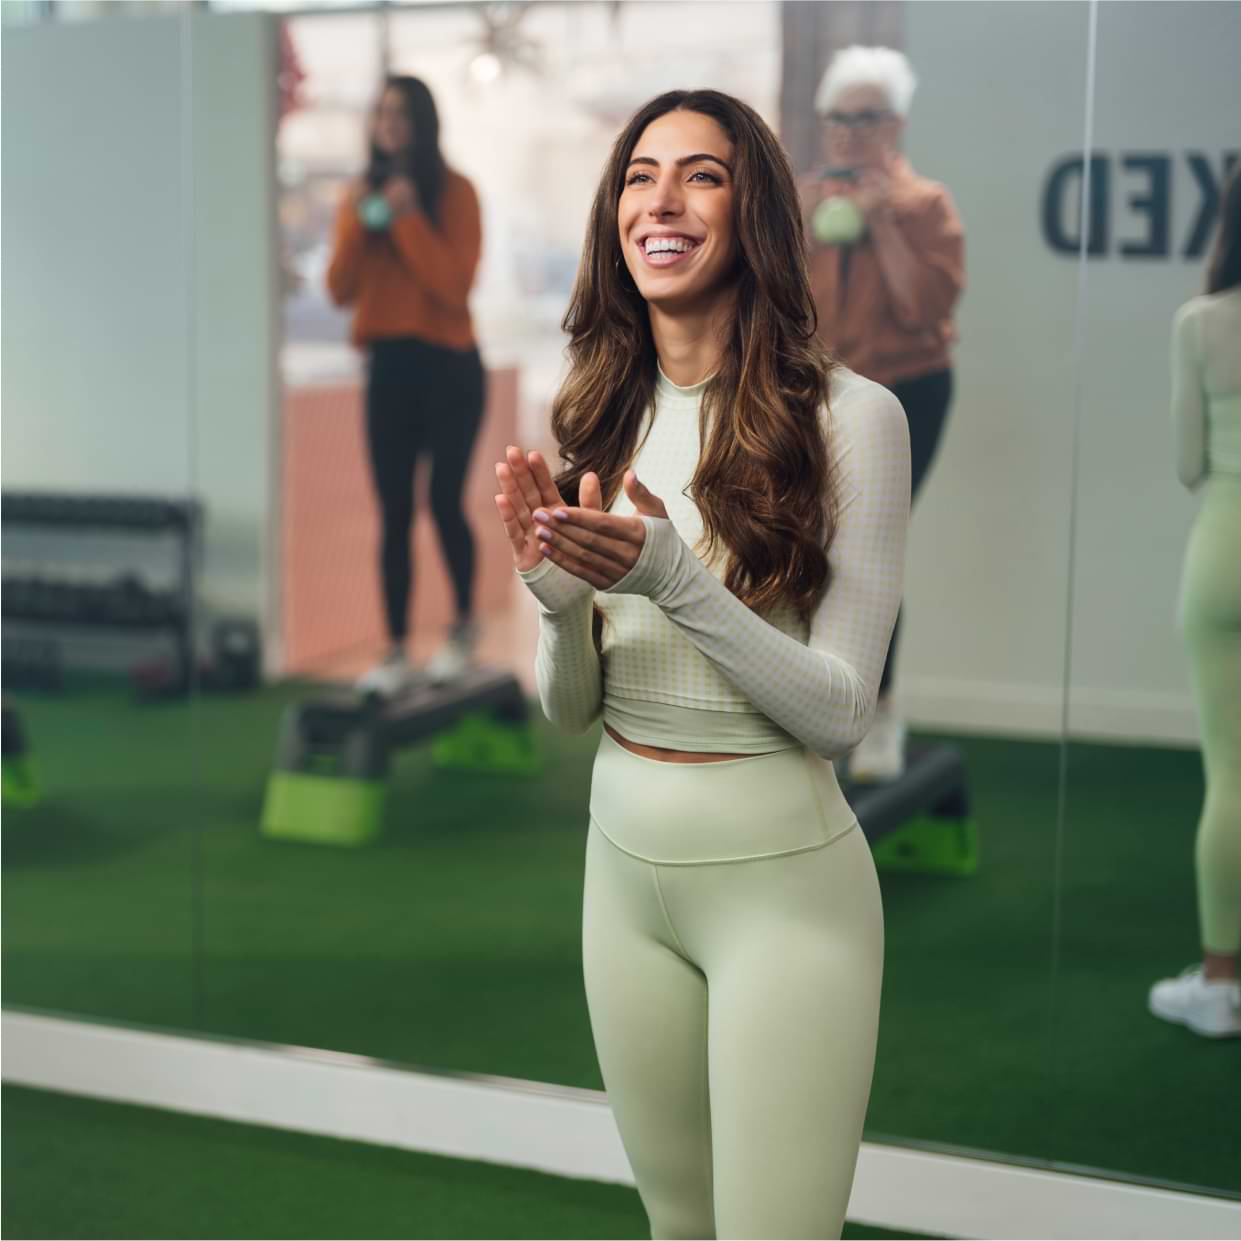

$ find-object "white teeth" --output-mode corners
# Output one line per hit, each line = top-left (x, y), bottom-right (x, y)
(644, 237), (696, 255)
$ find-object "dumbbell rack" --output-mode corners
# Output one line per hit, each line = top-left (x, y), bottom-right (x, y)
(1, 492), (200, 688)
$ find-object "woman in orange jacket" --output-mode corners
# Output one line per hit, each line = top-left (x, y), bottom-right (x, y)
(327, 76), (484, 694)
(801, 46), (965, 781)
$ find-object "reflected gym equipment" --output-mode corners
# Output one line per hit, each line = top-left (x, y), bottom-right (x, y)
(1, 637), (62, 693)
(843, 744), (977, 876)
(1, 703), (40, 809)
(2, 491), (199, 694)
(131, 617), (262, 698)
(261, 666), (539, 847)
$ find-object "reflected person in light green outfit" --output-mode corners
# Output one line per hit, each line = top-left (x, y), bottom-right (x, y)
(1149, 165), (1241, 1039)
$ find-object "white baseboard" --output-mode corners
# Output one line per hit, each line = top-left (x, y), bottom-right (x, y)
(1066, 687), (1199, 747)
(4, 1010), (1238, 1240)
(901, 676), (1065, 739)
(901, 676), (1199, 747)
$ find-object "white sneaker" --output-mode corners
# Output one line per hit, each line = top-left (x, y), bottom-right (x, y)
(1148, 966), (1241, 1038)
(356, 650), (422, 699)
(848, 702), (907, 782)
(426, 619), (478, 686)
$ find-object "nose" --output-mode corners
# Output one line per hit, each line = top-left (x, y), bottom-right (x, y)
(646, 172), (685, 220)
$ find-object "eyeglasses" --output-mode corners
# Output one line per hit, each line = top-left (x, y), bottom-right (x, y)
(823, 109), (894, 131)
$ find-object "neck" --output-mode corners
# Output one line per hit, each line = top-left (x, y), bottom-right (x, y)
(648, 290), (735, 387)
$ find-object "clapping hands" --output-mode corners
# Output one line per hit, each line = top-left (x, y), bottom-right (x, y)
(494, 447), (669, 590)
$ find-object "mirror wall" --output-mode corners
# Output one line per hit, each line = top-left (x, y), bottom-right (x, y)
(1055, 0), (1241, 1197)
(6, 0), (1236, 1211)
(192, 2), (1076, 1166)
(2, 5), (202, 1030)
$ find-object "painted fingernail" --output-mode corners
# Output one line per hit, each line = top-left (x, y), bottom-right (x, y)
(537, 528), (553, 542)
(554, 509), (568, 520)
(533, 510), (548, 524)
(540, 544), (552, 556)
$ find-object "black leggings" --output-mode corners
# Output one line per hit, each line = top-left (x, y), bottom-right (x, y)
(365, 337), (486, 642)
(881, 368), (953, 695)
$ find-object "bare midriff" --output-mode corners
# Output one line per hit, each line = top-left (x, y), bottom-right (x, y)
(604, 722), (776, 764)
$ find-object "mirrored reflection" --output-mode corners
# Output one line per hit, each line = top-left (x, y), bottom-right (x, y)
(193, 0), (1082, 1176)
(806, 0), (1087, 1161)
(1056, 0), (1241, 1194)
(2, 11), (199, 1027)
(30, 0), (1229, 1204)
(194, 0), (784, 1083)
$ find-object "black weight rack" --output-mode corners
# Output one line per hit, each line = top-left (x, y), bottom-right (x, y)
(2, 492), (200, 688)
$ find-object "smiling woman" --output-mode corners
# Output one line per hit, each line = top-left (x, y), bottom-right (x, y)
(619, 123), (736, 315)
(490, 88), (910, 1240)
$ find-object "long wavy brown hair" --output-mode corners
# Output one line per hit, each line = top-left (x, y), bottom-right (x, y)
(551, 89), (839, 639)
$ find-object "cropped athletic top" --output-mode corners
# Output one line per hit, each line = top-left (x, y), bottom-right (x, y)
(1172, 289), (1241, 487)
(516, 365), (910, 761)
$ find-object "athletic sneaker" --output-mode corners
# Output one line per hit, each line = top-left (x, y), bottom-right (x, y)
(848, 701), (906, 783)
(426, 619), (479, 686)
(356, 650), (423, 699)
(1148, 966), (1241, 1038)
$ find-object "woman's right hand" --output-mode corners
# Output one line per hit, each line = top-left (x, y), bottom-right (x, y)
(495, 446), (601, 573)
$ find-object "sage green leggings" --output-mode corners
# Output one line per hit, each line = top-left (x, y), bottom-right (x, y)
(582, 730), (884, 1240)
(1181, 475), (1241, 955)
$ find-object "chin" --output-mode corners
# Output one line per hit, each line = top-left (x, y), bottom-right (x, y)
(643, 284), (715, 314)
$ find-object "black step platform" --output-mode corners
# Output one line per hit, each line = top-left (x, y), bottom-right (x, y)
(262, 666), (534, 845)
(840, 743), (970, 845)
(274, 665), (528, 780)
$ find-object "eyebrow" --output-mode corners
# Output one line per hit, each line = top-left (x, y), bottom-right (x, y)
(626, 153), (733, 174)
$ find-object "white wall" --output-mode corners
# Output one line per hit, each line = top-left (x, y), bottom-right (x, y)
(188, 11), (282, 664)
(900, 0), (1240, 743)
(899, 0), (1088, 738)
(1, 12), (280, 661)
(1069, 0), (1240, 743)
(2, 16), (194, 497)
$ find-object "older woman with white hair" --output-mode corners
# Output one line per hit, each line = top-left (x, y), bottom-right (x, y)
(802, 45), (965, 782)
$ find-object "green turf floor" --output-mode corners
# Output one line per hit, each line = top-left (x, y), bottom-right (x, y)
(3, 684), (1238, 1196)
(1, 1085), (934, 1239)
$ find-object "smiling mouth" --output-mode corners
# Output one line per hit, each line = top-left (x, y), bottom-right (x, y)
(638, 236), (702, 268)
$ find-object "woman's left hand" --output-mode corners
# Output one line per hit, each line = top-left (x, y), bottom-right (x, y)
(382, 176), (419, 217)
(532, 470), (669, 590)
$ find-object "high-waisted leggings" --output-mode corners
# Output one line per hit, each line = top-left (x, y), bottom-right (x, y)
(1180, 474), (1241, 955)
(365, 336), (485, 642)
(582, 730), (884, 1239)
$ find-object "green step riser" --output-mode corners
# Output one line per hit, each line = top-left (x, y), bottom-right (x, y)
(260, 772), (387, 847)
(872, 816), (979, 876)
(262, 719), (542, 845)
(2, 757), (41, 809)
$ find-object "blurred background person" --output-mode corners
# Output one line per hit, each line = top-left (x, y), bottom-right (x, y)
(1149, 164), (1241, 1039)
(327, 75), (484, 696)
(800, 46), (964, 782)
